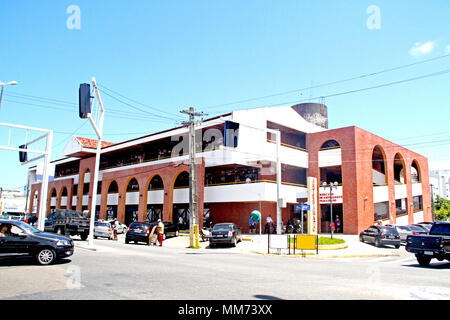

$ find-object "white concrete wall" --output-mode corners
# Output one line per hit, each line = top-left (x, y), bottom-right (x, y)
(318, 149), (341, 167)
(107, 194), (119, 206)
(396, 214), (409, 226)
(394, 184), (407, 200)
(373, 185), (389, 203)
(372, 169), (386, 185)
(413, 211), (424, 223)
(147, 190), (164, 204)
(125, 192), (139, 205)
(412, 183), (423, 196)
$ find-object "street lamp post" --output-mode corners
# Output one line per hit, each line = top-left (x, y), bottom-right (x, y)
(323, 181), (338, 239)
(0, 81), (19, 111)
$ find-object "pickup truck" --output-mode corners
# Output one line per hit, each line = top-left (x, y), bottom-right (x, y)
(405, 221), (450, 266)
(44, 209), (90, 240)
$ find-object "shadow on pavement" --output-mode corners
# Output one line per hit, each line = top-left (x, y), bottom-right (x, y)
(254, 294), (284, 300)
(403, 261), (450, 269)
(0, 256), (72, 267)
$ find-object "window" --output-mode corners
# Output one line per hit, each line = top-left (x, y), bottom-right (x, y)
(413, 195), (423, 212)
(396, 198), (408, 215)
(374, 201), (389, 221)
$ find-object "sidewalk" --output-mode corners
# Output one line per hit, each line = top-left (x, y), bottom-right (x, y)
(173, 232), (403, 258)
(73, 232), (403, 258)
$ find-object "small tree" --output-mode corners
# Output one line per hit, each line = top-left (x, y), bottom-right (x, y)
(434, 196), (450, 221)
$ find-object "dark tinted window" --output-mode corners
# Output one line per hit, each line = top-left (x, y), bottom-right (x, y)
(381, 227), (398, 235)
(129, 222), (149, 231)
(430, 224), (450, 236)
(408, 225), (425, 232)
(213, 224), (232, 231)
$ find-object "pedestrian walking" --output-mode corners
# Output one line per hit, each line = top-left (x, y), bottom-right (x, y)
(113, 218), (119, 240)
(249, 216), (255, 234)
(156, 219), (164, 246)
(335, 217), (341, 233)
(265, 215), (273, 234)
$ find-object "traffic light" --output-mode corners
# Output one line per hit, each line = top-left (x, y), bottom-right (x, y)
(79, 83), (91, 118)
(19, 144), (28, 163)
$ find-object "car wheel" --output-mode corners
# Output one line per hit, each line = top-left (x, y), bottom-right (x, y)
(94, 236), (97, 239)
(375, 239), (381, 247)
(80, 233), (89, 241)
(125, 239), (129, 244)
(36, 248), (56, 265)
(394, 245), (400, 249)
(359, 235), (364, 243)
(416, 254), (432, 266)
(209, 243), (215, 248)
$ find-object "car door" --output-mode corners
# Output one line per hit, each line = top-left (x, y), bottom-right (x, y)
(0, 224), (34, 257)
(367, 227), (377, 243)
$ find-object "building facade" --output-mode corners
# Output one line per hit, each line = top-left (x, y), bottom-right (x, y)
(28, 103), (432, 234)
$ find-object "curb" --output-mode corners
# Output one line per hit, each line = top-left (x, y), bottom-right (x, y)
(251, 251), (400, 258)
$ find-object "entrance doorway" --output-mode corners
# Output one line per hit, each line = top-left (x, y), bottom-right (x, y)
(320, 204), (343, 233)
(173, 204), (189, 230)
(125, 205), (139, 226)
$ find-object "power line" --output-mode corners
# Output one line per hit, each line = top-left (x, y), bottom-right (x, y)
(97, 83), (183, 119)
(97, 88), (180, 122)
(201, 53), (450, 110)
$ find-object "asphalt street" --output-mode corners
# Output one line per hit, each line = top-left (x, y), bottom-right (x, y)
(1, 238), (449, 300)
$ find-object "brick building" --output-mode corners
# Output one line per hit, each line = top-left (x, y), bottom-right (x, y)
(27, 103), (431, 234)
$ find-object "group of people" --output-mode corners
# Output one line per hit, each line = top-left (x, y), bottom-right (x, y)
(248, 215), (277, 234)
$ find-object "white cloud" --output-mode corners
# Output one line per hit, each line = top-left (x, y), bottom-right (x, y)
(408, 41), (436, 57)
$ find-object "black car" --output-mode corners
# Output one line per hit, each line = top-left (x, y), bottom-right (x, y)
(359, 225), (401, 248)
(125, 221), (179, 245)
(0, 219), (74, 265)
(209, 223), (242, 248)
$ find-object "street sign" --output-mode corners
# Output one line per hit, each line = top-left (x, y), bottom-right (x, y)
(296, 204), (310, 211)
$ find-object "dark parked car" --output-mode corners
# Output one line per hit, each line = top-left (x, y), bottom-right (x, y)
(125, 221), (179, 244)
(0, 219), (74, 265)
(359, 225), (401, 248)
(209, 223), (242, 248)
(406, 221), (450, 266)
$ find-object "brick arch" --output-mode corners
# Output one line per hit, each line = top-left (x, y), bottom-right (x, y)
(143, 174), (164, 221)
(168, 169), (190, 223)
(371, 145), (388, 185)
(29, 188), (40, 214)
(58, 186), (68, 209)
(393, 152), (407, 184)
(411, 159), (422, 183)
(117, 176), (142, 224)
(47, 187), (58, 216)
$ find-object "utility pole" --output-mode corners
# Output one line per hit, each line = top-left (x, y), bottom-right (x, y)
(180, 107), (206, 247)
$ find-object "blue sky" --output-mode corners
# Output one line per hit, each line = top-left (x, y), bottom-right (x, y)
(1, 0), (449, 190)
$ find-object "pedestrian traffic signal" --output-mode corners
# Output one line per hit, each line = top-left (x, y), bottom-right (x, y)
(78, 83), (91, 119)
(19, 144), (28, 163)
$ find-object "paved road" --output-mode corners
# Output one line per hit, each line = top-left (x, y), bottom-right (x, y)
(1, 238), (449, 300)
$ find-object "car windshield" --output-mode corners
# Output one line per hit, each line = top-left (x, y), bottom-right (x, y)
(95, 222), (110, 227)
(14, 221), (41, 234)
(213, 225), (232, 231)
(408, 225), (424, 232)
(430, 224), (450, 236)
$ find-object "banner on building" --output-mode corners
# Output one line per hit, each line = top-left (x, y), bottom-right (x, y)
(307, 177), (318, 235)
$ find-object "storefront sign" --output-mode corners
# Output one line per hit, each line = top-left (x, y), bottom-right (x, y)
(307, 177), (318, 235)
(319, 187), (343, 204)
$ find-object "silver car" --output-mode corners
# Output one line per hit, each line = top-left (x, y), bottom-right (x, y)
(107, 220), (127, 234)
(390, 225), (427, 244)
(94, 221), (113, 240)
